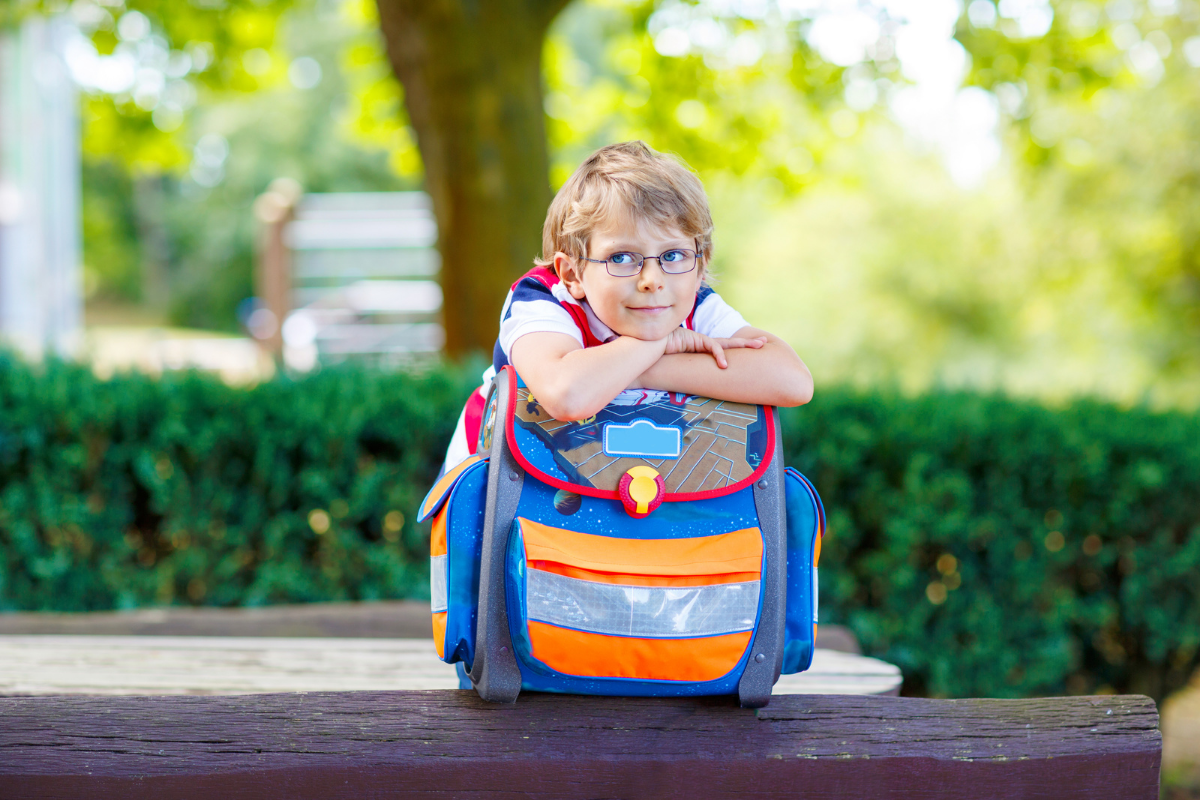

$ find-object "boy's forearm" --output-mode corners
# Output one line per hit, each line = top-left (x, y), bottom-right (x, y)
(527, 336), (665, 420)
(636, 343), (813, 407)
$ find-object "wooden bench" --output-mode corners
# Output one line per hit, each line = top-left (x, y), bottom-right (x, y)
(0, 635), (901, 696)
(0, 602), (893, 696)
(0, 691), (1160, 799)
(0, 603), (1163, 797)
(0, 600), (861, 652)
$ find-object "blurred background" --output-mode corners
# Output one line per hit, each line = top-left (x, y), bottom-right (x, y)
(2, 0), (1200, 789)
(2, 0), (1197, 405)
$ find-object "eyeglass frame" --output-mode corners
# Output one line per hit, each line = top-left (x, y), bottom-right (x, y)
(578, 248), (703, 278)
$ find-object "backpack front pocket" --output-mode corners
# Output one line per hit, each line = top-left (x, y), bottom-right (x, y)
(508, 517), (763, 682)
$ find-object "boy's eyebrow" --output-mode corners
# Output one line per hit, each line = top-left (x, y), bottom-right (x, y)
(599, 240), (693, 252)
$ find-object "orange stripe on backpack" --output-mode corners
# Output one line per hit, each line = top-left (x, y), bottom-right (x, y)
(430, 508), (448, 557)
(527, 621), (752, 682)
(520, 518), (763, 577)
(432, 611), (447, 659)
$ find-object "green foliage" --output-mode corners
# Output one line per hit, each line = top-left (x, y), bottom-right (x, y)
(2, 358), (1198, 702)
(79, 1), (414, 327)
(81, 160), (143, 302)
(543, 0), (867, 190)
(954, 1), (1200, 391)
(336, 0), (423, 179)
(0, 0), (44, 29)
(0, 355), (478, 610)
(57, 0), (300, 170)
(782, 389), (1200, 702)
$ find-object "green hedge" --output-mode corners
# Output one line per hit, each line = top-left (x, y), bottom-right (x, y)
(1, 354), (1198, 702)
(781, 394), (1200, 702)
(0, 355), (476, 611)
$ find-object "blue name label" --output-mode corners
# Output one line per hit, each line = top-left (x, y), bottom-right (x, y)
(602, 418), (682, 459)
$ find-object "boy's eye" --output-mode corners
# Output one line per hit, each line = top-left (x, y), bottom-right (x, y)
(661, 249), (689, 263)
(609, 252), (639, 265)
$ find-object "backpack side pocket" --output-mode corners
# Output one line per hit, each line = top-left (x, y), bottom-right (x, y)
(782, 467), (826, 674)
(422, 457), (489, 668)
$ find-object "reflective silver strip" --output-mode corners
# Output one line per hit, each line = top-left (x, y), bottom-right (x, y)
(527, 569), (759, 638)
(430, 554), (448, 613)
(813, 567), (819, 624)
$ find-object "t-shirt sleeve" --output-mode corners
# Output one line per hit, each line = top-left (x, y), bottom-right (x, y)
(691, 287), (751, 339)
(497, 278), (585, 358)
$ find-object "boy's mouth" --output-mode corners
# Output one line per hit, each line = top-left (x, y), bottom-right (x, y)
(628, 305), (671, 313)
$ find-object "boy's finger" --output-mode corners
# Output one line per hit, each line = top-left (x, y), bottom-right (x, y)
(711, 340), (727, 369)
(717, 337), (765, 349)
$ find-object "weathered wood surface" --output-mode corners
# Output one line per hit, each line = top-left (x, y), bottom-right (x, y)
(0, 602), (862, 655)
(0, 636), (900, 696)
(0, 601), (436, 639)
(0, 692), (1159, 799)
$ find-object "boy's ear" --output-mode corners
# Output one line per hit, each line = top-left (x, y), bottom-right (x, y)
(554, 252), (588, 300)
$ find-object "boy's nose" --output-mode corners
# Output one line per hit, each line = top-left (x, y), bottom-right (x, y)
(637, 258), (666, 290)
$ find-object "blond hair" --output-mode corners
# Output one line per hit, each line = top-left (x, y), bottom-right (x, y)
(537, 141), (714, 278)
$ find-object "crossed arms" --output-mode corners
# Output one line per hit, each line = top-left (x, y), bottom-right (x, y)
(510, 327), (813, 422)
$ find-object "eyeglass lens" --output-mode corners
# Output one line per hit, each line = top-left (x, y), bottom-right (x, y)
(606, 249), (697, 277)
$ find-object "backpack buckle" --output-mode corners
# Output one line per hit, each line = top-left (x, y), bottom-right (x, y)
(619, 466), (665, 518)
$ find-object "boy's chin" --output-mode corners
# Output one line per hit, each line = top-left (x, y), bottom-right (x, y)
(607, 313), (690, 342)
(613, 325), (681, 342)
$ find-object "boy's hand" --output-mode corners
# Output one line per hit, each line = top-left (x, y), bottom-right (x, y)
(662, 328), (767, 369)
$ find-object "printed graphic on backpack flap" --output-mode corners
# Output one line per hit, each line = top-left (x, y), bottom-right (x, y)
(502, 368), (775, 501)
(418, 454), (489, 667)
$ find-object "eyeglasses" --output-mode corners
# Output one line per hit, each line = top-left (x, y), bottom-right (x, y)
(580, 249), (701, 278)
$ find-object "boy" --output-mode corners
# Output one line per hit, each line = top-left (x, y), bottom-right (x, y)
(443, 141), (812, 471)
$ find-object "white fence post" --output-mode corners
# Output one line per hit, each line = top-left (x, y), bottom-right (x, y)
(0, 16), (83, 360)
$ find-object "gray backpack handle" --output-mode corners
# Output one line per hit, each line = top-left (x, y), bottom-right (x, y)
(737, 406), (787, 708)
(469, 369), (523, 703)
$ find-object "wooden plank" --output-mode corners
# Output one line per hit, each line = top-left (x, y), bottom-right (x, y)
(0, 601), (438, 638)
(777, 648), (901, 696)
(0, 603), (864, 654)
(0, 692), (1160, 799)
(0, 636), (900, 697)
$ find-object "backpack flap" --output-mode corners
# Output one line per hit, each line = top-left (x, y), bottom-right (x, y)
(418, 454), (488, 524)
(499, 367), (775, 512)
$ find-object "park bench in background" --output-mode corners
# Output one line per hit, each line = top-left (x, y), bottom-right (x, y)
(254, 187), (444, 371)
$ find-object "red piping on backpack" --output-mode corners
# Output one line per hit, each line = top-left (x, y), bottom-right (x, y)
(502, 366), (775, 502)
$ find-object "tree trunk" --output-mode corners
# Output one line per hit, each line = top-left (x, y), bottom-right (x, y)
(374, 0), (570, 357)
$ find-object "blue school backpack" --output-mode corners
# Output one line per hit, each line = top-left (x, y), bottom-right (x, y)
(417, 366), (826, 708)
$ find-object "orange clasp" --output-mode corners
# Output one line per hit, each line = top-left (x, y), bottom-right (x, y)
(618, 466), (665, 519)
